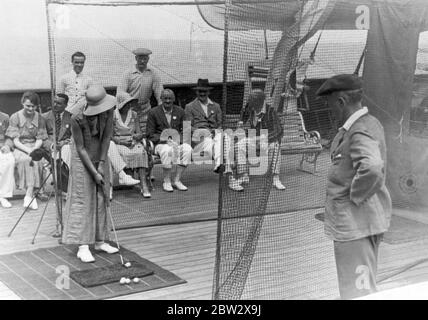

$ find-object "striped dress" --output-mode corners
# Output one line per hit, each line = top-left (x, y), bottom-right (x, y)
(113, 109), (148, 169)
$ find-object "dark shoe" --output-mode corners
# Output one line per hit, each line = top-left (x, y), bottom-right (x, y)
(52, 231), (62, 238)
(213, 164), (225, 174)
(36, 192), (49, 202)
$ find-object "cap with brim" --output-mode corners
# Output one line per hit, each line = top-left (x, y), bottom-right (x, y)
(116, 92), (138, 111)
(83, 85), (116, 116)
(192, 78), (213, 91)
(132, 48), (152, 56)
(316, 74), (362, 96)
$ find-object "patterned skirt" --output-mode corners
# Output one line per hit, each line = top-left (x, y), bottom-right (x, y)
(13, 142), (42, 190)
(116, 142), (148, 169)
(62, 141), (111, 245)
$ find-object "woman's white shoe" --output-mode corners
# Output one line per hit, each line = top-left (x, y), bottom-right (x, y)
(94, 242), (119, 254)
(77, 245), (95, 263)
(0, 198), (12, 208)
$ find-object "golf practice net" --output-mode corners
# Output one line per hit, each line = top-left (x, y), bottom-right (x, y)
(45, 0), (428, 299)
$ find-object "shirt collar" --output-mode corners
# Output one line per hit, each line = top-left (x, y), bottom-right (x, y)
(199, 98), (213, 107)
(19, 109), (39, 126)
(341, 107), (368, 131)
(162, 105), (173, 114)
(132, 66), (152, 74)
(71, 69), (84, 78)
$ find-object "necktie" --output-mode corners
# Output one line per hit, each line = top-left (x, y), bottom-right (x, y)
(55, 113), (61, 141)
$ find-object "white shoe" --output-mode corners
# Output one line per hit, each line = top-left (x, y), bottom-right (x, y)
(30, 198), (38, 210)
(0, 198), (12, 208)
(77, 245), (95, 263)
(23, 196), (37, 209)
(229, 176), (244, 192)
(94, 242), (119, 254)
(163, 182), (174, 192)
(119, 172), (140, 186)
(173, 180), (188, 191)
(273, 176), (286, 190)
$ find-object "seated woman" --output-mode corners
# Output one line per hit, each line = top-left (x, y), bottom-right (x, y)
(229, 89), (286, 191)
(6, 91), (48, 209)
(0, 111), (15, 208)
(111, 92), (151, 198)
(62, 85), (119, 263)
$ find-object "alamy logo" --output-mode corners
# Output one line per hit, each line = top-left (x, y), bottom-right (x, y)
(55, 265), (70, 290)
(54, 7), (70, 30)
(355, 5), (370, 30)
(355, 265), (370, 291)
(159, 121), (271, 175)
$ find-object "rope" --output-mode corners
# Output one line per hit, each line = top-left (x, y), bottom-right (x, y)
(354, 44), (366, 75)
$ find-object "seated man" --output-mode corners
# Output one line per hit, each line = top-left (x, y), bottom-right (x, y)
(147, 89), (192, 192)
(43, 93), (139, 187)
(42, 93), (73, 167)
(0, 111), (15, 208)
(111, 92), (151, 198)
(230, 89), (286, 191)
(184, 78), (233, 175)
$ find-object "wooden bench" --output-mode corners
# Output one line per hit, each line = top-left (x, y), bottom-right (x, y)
(223, 111), (323, 173)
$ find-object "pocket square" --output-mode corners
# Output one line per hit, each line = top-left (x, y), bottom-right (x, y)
(332, 153), (343, 161)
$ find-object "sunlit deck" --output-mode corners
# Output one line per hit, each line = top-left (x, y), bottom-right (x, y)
(1, 152), (428, 300)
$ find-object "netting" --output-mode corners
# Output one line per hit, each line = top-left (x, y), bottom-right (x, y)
(45, 0), (428, 300)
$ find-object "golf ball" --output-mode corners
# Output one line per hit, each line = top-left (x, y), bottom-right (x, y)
(125, 278), (131, 284)
(133, 277), (140, 283)
(119, 277), (127, 285)
(124, 262), (132, 268)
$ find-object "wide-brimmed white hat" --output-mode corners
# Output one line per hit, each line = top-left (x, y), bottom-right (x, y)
(116, 91), (138, 111)
(83, 85), (116, 116)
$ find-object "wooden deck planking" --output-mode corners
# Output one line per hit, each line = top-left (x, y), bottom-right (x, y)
(2, 153), (428, 299)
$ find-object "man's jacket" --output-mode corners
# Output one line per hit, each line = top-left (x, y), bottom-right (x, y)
(325, 113), (392, 241)
(184, 98), (222, 133)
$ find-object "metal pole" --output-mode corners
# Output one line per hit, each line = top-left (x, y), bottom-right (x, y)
(213, 0), (231, 301)
(32, 190), (54, 244)
(45, 0), (63, 236)
(47, 0), (279, 6)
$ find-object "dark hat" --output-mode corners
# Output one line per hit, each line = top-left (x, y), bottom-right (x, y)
(316, 74), (362, 96)
(132, 48), (152, 56)
(192, 79), (213, 91)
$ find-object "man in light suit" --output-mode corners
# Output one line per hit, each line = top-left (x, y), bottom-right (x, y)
(317, 74), (392, 299)
(184, 79), (231, 173)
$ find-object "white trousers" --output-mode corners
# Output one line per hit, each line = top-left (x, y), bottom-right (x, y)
(192, 132), (231, 168)
(155, 143), (192, 169)
(0, 152), (15, 198)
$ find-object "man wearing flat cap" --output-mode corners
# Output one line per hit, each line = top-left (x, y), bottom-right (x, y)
(317, 74), (391, 299)
(117, 48), (164, 133)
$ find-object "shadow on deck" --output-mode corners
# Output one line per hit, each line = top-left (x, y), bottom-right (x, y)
(1, 151), (428, 299)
